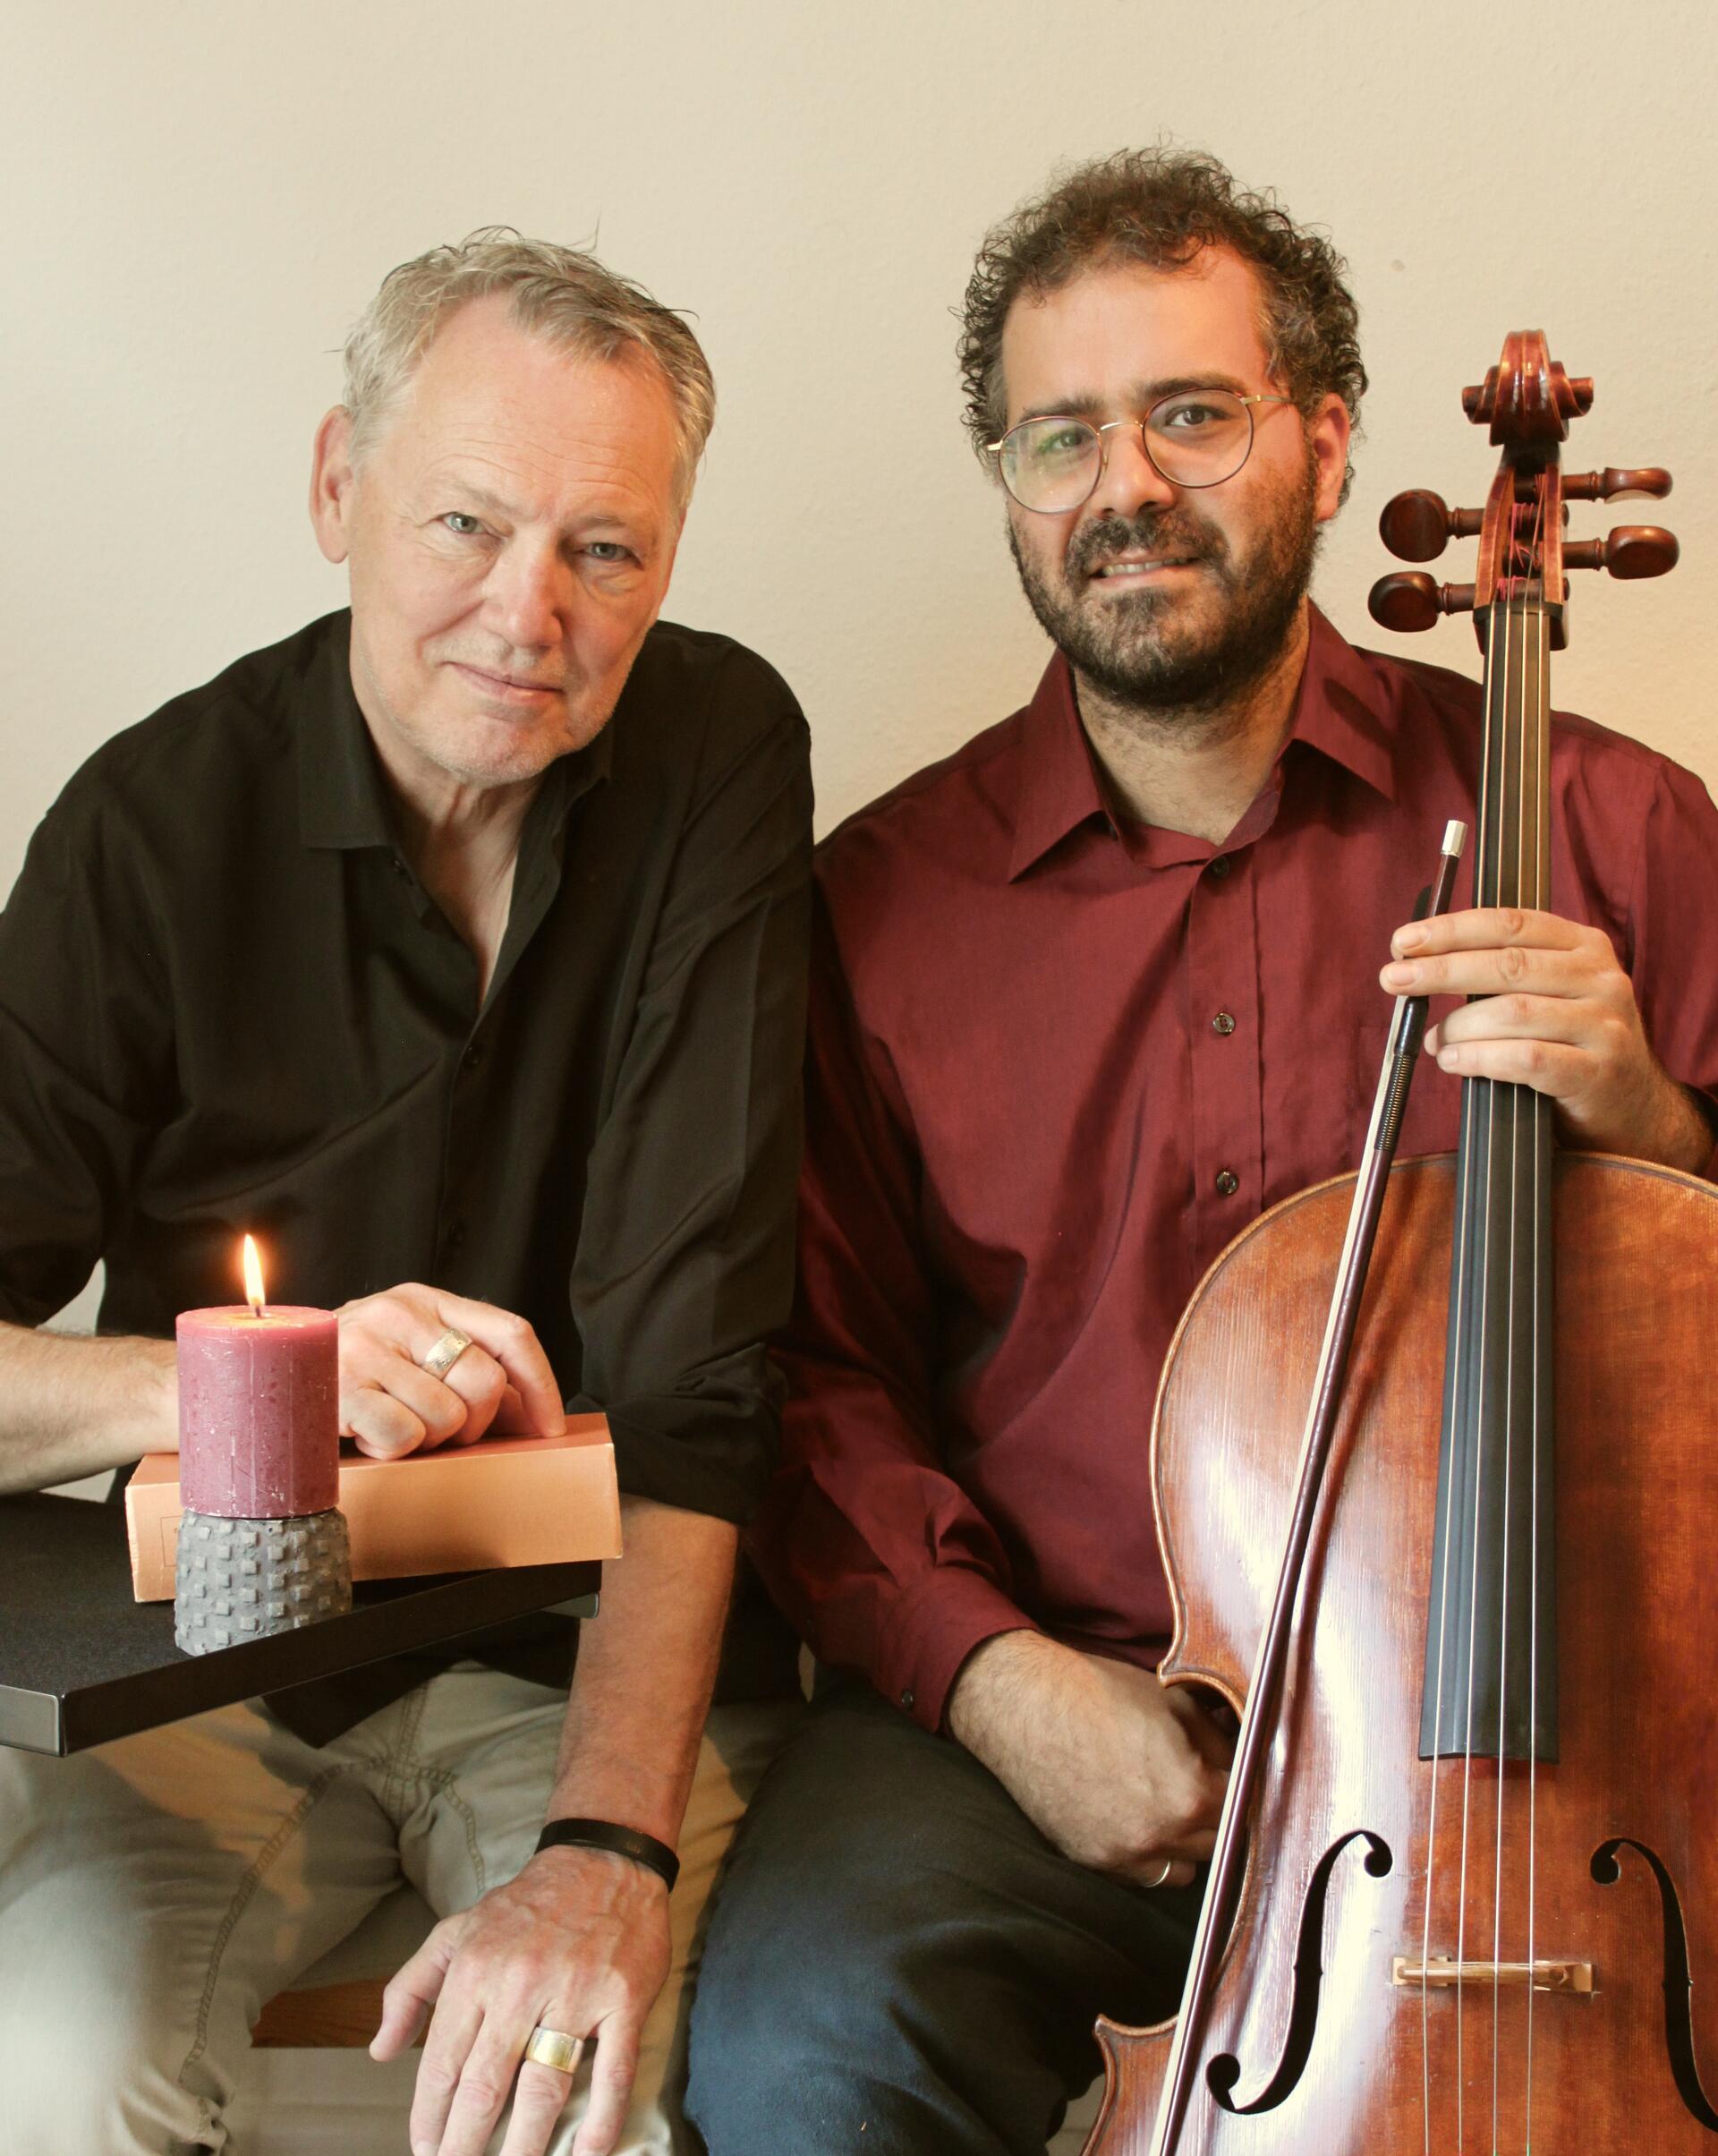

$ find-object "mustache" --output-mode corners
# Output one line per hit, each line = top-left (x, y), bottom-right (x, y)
(1067, 510), (1224, 581)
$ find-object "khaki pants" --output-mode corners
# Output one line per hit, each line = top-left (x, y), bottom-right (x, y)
(0, 1666), (800, 2155)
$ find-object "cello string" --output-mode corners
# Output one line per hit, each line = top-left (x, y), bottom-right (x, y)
(1482, 546), (1530, 2143)
(1525, 513), (1552, 2152)
(1507, 493), (1550, 2152)
(1423, 584), (1501, 2154)
(1458, 558), (1514, 2153)
(1486, 567), (1532, 2152)
(1495, 491), (1550, 2150)
(1483, 565), (1517, 2147)
(1494, 491), (1549, 2153)
(1493, 571), (1536, 2152)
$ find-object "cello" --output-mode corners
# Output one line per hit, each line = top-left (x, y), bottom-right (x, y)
(1084, 332), (1716, 2153)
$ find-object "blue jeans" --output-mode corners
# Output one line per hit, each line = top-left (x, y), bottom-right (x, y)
(687, 1681), (1199, 2156)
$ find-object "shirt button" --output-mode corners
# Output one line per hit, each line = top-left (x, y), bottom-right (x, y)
(1212, 1010), (1237, 1036)
(462, 1042), (484, 1072)
(391, 855), (411, 881)
(1215, 1169), (1239, 1197)
(1207, 855), (1232, 881)
(899, 1688), (915, 1712)
(444, 1220), (468, 1251)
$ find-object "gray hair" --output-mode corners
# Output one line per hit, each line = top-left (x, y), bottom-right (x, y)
(342, 227), (716, 509)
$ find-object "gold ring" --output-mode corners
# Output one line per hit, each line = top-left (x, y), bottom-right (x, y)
(523, 2024), (583, 2075)
(421, 1326), (475, 1382)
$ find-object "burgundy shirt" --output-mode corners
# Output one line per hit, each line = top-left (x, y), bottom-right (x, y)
(752, 606), (1718, 1734)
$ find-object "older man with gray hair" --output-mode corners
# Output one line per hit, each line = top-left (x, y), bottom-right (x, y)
(0, 230), (811, 2155)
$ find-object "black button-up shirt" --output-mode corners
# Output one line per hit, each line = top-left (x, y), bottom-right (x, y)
(0, 609), (812, 1732)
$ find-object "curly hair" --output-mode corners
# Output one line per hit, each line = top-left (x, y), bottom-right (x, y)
(343, 227), (715, 510)
(958, 149), (1365, 480)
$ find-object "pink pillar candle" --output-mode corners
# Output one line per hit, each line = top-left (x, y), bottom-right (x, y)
(175, 1305), (339, 1518)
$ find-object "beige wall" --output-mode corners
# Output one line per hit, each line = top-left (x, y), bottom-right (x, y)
(4, 0), (1714, 890)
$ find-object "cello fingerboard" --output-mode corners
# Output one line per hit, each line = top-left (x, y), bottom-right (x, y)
(1419, 589), (1561, 1763)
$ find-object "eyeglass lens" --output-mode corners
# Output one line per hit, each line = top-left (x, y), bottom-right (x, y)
(999, 388), (1257, 510)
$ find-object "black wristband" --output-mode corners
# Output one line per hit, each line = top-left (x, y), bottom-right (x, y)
(535, 1817), (680, 1892)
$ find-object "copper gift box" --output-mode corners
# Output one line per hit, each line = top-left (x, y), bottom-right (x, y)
(123, 1416), (622, 1602)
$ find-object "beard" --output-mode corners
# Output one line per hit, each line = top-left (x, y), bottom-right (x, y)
(1008, 455), (1323, 715)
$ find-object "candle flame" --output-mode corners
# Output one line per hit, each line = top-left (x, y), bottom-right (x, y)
(242, 1234), (267, 1317)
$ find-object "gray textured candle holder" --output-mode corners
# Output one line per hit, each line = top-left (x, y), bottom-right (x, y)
(174, 1507), (353, 1657)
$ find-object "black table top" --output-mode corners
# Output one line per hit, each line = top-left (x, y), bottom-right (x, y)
(0, 1492), (600, 1755)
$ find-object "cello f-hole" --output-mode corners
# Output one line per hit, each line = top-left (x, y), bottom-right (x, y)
(1205, 1829), (1394, 2118)
(1592, 1838), (1718, 2133)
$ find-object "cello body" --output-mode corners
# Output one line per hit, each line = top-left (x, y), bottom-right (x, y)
(1087, 1151), (1718, 2153)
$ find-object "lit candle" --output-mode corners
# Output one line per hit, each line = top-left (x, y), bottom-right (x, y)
(175, 1236), (338, 1519)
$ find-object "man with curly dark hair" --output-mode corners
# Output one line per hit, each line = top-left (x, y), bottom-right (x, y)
(686, 149), (1718, 2155)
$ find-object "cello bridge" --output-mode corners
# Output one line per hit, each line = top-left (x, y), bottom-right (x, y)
(1391, 1956), (1595, 1994)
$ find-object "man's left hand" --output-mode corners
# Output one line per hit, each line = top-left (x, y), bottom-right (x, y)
(370, 1846), (670, 2156)
(334, 1284), (566, 1460)
(1382, 906), (1713, 1170)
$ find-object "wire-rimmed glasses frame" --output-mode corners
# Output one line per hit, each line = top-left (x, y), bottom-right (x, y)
(986, 388), (1297, 514)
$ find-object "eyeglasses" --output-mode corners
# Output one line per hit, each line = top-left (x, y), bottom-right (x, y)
(986, 388), (1296, 513)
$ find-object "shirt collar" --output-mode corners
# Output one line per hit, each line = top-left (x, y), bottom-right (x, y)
(296, 610), (613, 852)
(296, 614), (395, 850)
(1005, 601), (1395, 882)
(1006, 653), (1115, 882)
(1291, 601), (1397, 805)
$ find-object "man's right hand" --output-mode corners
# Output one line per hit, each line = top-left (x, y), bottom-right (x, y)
(947, 1631), (1231, 1888)
(334, 1284), (566, 1460)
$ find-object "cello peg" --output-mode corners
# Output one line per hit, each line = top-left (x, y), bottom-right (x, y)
(1561, 466), (1672, 503)
(1561, 525), (1679, 579)
(1378, 491), (1484, 562)
(1368, 573), (1477, 632)
(1380, 491), (1450, 561)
